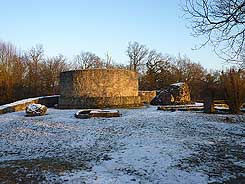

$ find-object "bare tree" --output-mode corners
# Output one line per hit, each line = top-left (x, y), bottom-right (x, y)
(0, 41), (28, 104)
(172, 55), (207, 100)
(73, 51), (101, 69)
(103, 52), (113, 68)
(145, 50), (163, 72)
(0, 40), (73, 105)
(126, 42), (149, 72)
(184, 0), (245, 66)
(41, 54), (68, 94)
(0, 41), (19, 104)
(142, 52), (172, 90)
(220, 68), (245, 113)
(25, 45), (44, 96)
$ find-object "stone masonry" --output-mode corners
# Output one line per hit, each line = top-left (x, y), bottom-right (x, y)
(58, 69), (142, 108)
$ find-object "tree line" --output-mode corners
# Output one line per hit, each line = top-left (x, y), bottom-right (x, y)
(0, 40), (125, 105)
(0, 41), (68, 105)
(0, 40), (244, 113)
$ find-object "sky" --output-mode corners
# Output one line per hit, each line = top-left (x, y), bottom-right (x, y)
(0, 0), (226, 69)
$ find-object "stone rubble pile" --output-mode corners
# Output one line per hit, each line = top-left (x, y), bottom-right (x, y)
(151, 82), (191, 105)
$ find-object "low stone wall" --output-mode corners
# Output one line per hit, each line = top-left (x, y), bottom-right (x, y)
(0, 95), (59, 115)
(58, 96), (142, 109)
(38, 96), (59, 108)
(138, 91), (156, 104)
(59, 69), (141, 108)
(60, 69), (138, 98)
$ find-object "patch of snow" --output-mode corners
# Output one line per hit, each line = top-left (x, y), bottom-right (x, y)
(0, 106), (244, 183)
(26, 104), (44, 110)
(170, 82), (184, 87)
(194, 102), (204, 106)
(90, 110), (119, 114)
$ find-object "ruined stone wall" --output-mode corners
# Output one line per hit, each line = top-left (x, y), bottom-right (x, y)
(59, 69), (141, 108)
(138, 91), (156, 104)
(171, 82), (191, 104)
(151, 82), (191, 105)
(60, 69), (138, 98)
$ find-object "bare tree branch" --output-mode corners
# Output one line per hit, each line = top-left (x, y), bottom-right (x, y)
(126, 42), (149, 72)
(183, 0), (245, 67)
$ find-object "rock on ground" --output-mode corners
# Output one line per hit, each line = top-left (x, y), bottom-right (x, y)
(25, 104), (47, 116)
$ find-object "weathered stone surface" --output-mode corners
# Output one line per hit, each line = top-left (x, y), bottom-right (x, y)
(59, 96), (142, 109)
(151, 89), (174, 105)
(38, 96), (59, 107)
(25, 104), (47, 116)
(151, 82), (191, 105)
(59, 69), (142, 108)
(75, 109), (120, 119)
(138, 91), (156, 104)
(60, 69), (138, 98)
(157, 104), (203, 111)
(74, 109), (96, 119)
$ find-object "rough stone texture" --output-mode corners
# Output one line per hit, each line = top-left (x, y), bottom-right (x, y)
(25, 104), (48, 116)
(60, 69), (138, 98)
(0, 96), (59, 115)
(59, 69), (142, 108)
(59, 96), (141, 109)
(38, 96), (59, 108)
(157, 104), (203, 111)
(151, 82), (191, 105)
(138, 91), (156, 104)
(75, 109), (120, 119)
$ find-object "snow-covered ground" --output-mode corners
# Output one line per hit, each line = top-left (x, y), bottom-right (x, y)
(0, 106), (244, 183)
